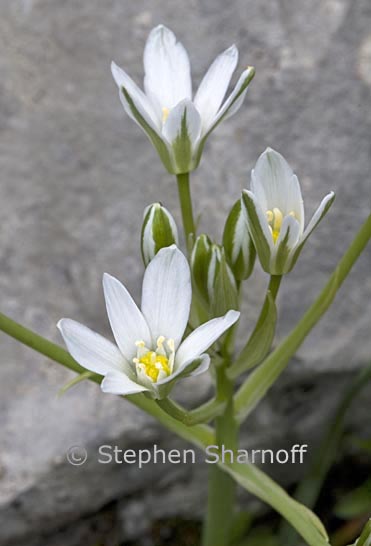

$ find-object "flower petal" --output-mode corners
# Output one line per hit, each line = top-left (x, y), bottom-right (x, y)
(143, 25), (192, 110)
(162, 99), (202, 147)
(103, 273), (151, 362)
(189, 354), (211, 377)
(111, 61), (161, 132)
(175, 310), (240, 367)
(276, 214), (301, 249)
(252, 148), (304, 230)
(141, 246), (191, 348)
(205, 66), (255, 135)
(157, 354), (210, 386)
(101, 371), (148, 395)
(288, 192), (336, 272)
(242, 190), (274, 271)
(302, 192), (336, 243)
(57, 318), (130, 376)
(194, 45), (238, 133)
(272, 215), (301, 274)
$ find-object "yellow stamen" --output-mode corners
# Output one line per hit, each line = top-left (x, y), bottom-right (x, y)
(266, 207), (297, 244)
(162, 107), (170, 123)
(137, 351), (170, 382)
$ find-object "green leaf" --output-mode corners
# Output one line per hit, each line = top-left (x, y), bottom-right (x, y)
(228, 291), (277, 378)
(58, 371), (96, 396)
(351, 518), (371, 545)
(234, 264), (342, 422)
(223, 461), (329, 546)
(335, 479), (371, 520)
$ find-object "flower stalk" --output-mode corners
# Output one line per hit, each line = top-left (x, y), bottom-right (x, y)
(176, 172), (196, 249)
(202, 364), (238, 546)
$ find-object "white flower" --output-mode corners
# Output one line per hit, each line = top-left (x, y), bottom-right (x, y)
(58, 246), (239, 399)
(242, 148), (335, 275)
(111, 25), (255, 174)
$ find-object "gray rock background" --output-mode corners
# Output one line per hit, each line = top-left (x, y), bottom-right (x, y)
(0, 0), (370, 544)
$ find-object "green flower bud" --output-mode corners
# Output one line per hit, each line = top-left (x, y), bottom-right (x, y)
(141, 203), (179, 266)
(223, 199), (256, 280)
(192, 236), (239, 316)
(191, 234), (213, 305)
(207, 244), (239, 316)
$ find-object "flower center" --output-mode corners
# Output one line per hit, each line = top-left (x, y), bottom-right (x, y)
(133, 336), (174, 383)
(162, 107), (170, 123)
(266, 208), (296, 244)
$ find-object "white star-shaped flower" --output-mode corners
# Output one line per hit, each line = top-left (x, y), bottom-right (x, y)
(111, 25), (255, 174)
(58, 246), (239, 399)
(242, 148), (335, 274)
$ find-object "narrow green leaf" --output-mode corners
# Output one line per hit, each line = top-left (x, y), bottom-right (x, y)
(58, 371), (96, 396)
(352, 519), (371, 545)
(234, 213), (371, 422)
(279, 359), (371, 546)
(223, 461), (329, 546)
(235, 268), (340, 422)
(228, 291), (277, 378)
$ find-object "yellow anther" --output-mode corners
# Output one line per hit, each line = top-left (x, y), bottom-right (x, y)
(135, 340), (145, 348)
(162, 107), (170, 123)
(266, 207), (284, 244)
(138, 351), (170, 382)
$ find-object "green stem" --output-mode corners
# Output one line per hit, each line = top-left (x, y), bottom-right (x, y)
(202, 366), (238, 546)
(176, 172), (196, 250)
(156, 397), (227, 426)
(0, 312), (84, 373)
(228, 274), (282, 378)
(268, 274), (282, 300)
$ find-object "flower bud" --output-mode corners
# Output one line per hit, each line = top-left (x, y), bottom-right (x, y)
(191, 236), (239, 316)
(207, 244), (239, 316)
(141, 203), (179, 266)
(191, 234), (213, 305)
(223, 199), (256, 280)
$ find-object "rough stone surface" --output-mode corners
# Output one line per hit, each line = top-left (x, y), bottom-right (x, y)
(0, 0), (370, 544)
